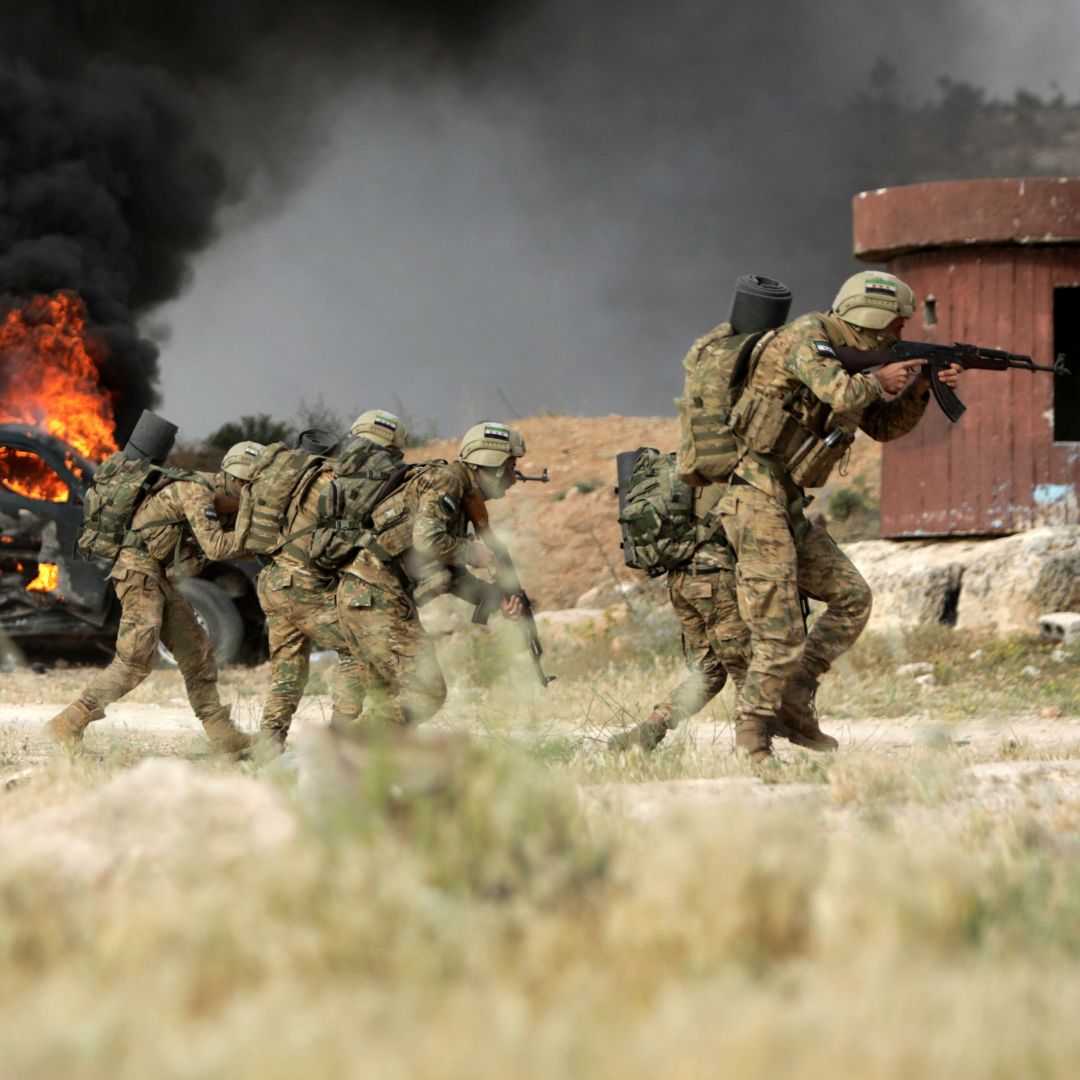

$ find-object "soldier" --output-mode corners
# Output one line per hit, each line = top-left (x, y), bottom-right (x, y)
(256, 410), (409, 751)
(336, 422), (526, 728)
(611, 484), (750, 751)
(719, 270), (962, 762)
(46, 422), (258, 752)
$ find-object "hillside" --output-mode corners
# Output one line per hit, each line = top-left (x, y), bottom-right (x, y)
(410, 416), (882, 610)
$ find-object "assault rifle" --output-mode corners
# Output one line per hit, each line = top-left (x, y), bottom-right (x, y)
(514, 467), (550, 484)
(462, 488), (555, 688)
(832, 340), (1070, 423)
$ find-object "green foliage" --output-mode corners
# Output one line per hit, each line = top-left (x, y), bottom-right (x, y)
(828, 484), (869, 521)
(825, 477), (880, 542)
(207, 413), (296, 450)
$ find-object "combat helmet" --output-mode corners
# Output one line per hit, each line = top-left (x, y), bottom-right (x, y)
(221, 441), (265, 481)
(832, 271), (915, 330)
(350, 409), (409, 450)
(458, 422), (526, 467)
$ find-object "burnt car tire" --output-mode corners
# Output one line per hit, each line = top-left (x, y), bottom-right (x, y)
(157, 578), (245, 669)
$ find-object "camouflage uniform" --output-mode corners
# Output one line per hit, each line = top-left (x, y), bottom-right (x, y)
(256, 467), (366, 743)
(651, 487), (750, 729)
(720, 311), (930, 753)
(336, 460), (487, 726)
(77, 477), (250, 725)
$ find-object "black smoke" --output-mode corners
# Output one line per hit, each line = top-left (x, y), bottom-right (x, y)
(0, 0), (530, 439)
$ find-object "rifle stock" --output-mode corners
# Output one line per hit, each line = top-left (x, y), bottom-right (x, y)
(462, 489), (555, 688)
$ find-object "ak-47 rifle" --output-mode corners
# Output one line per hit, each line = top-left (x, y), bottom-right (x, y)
(462, 488), (555, 688)
(832, 339), (1070, 423)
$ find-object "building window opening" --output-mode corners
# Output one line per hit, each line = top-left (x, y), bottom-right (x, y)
(1053, 286), (1080, 442)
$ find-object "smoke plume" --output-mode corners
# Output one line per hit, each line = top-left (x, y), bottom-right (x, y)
(0, 0), (530, 439)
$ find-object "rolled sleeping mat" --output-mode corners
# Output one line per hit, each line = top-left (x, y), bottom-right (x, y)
(296, 428), (342, 457)
(728, 274), (792, 336)
(122, 410), (179, 464)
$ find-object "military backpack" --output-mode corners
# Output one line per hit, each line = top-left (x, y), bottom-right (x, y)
(306, 438), (406, 571)
(76, 452), (200, 562)
(244, 443), (325, 556)
(616, 447), (706, 577)
(674, 323), (773, 485)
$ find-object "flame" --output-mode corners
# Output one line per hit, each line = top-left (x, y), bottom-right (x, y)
(0, 292), (118, 502)
(26, 563), (59, 593)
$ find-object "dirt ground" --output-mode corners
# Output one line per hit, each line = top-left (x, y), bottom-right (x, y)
(5, 662), (1078, 832)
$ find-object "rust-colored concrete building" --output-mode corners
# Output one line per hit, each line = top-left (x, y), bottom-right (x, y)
(853, 177), (1080, 537)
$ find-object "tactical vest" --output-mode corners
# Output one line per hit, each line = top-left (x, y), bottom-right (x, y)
(244, 443), (324, 555)
(617, 448), (723, 577)
(674, 323), (771, 485)
(77, 453), (205, 562)
(306, 439), (405, 572)
(728, 313), (857, 488)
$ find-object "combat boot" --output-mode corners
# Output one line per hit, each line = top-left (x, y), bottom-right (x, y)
(45, 700), (104, 746)
(609, 711), (669, 753)
(772, 671), (838, 752)
(254, 726), (287, 758)
(201, 707), (253, 755)
(735, 714), (772, 764)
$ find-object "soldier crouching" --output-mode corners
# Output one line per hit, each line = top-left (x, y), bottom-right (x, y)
(46, 416), (258, 753)
(336, 422), (526, 728)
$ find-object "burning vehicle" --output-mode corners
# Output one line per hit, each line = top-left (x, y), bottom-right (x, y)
(0, 294), (264, 665)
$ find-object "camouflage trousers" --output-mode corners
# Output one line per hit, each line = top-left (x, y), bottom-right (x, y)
(653, 552), (750, 728)
(80, 565), (221, 718)
(719, 481), (872, 727)
(336, 551), (447, 727)
(257, 562), (367, 740)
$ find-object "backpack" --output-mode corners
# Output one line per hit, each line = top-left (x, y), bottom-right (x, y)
(244, 443), (325, 556)
(674, 323), (771, 485)
(616, 448), (701, 577)
(365, 461), (449, 561)
(76, 452), (200, 562)
(306, 439), (405, 572)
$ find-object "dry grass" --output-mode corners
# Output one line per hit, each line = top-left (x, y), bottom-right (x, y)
(1, 623), (1079, 1077)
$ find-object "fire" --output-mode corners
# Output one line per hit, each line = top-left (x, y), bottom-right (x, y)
(26, 562), (59, 593)
(0, 292), (118, 501)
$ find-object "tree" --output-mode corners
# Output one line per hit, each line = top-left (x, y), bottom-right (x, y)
(206, 413), (295, 450)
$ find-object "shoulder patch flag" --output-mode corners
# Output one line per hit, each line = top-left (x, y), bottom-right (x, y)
(813, 340), (837, 359)
(438, 493), (458, 515)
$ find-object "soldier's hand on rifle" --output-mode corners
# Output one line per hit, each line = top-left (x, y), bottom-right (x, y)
(876, 359), (925, 395)
(913, 361), (963, 393)
(500, 594), (525, 621)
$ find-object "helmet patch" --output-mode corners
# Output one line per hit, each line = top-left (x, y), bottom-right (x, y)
(483, 425), (511, 441)
(865, 278), (898, 296)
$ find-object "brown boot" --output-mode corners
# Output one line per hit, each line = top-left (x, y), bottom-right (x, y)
(735, 714), (773, 763)
(46, 700), (104, 746)
(772, 671), (838, 752)
(609, 711), (669, 753)
(201, 707), (253, 755)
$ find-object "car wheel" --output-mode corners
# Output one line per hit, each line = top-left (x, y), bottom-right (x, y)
(157, 578), (245, 668)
